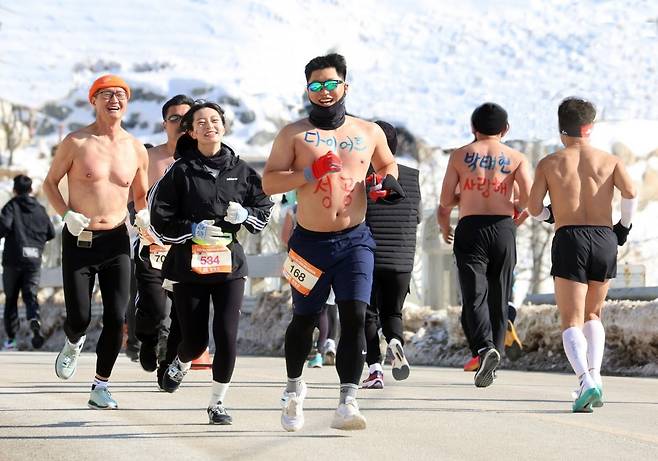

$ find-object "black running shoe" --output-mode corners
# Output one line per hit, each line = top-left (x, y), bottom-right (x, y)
(29, 319), (44, 349)
(156, 363), (168, 391)
(474, 348), (500, 388)
(162, 358), (187, 393)
(208, 404), (232, 425)
(139, 340), (158, 372)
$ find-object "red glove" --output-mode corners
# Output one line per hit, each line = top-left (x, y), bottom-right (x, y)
(310, 151), (342, 180)
(365, 173), (388, 201)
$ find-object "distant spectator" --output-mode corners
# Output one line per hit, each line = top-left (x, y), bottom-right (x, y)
(1, 174), (55, 349)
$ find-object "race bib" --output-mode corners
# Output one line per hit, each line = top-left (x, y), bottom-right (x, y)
(22, 247), (39, 259)
(191, 244), (232, 274)
(149, 245), (171, 270)
(283, 249), (323, 296)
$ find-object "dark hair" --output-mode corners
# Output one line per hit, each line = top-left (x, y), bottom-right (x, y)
(13, 174), (32, 195)
(558, 97), (596, 129)
(471, 102), (508, 135)
(143, 143), (154, 149)
(180, 101), (226, 133)
(374, 120), (398, 155)
(304, 53), (347, 81)
(161, 94), (195, 120)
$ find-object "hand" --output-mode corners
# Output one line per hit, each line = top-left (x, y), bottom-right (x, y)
(613, 220), (632, 246)
(138, 227), (155, 246)
(367, 174), (406, 202)
(365, 172), (387, 201)
(305, 151), (342, 182)
(135, 209), (150, 230)
(63, 210), (91, 236)
(514, 209), (529, 227)
(224, 201), (248, 224)
(440, 225), (454, 244)
(192, 220), (226, 246)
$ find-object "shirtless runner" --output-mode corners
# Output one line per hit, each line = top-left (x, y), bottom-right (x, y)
(439, 102), (531, 388)
(43, 74), (149, 409)
(134, 95), (193, 382)
(528, 97), (636, 412)
(262, 53), (401, 431)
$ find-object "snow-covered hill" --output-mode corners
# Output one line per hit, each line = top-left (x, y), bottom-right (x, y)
(2, 0), (658, 147)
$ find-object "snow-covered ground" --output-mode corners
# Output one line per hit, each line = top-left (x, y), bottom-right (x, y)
(1, 0), (658, 290)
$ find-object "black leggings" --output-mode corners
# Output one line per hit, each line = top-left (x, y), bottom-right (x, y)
(285, 300), (366, 385)
(364, 271), (410, 365)
(2, 265), (40, 339)
(173, 278), (244, 383)
(62, 226), (131, 378)
(134, 244), (171, 345)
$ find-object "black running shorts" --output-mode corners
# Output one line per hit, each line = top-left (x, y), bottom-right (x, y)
(550, 225), (617, 283)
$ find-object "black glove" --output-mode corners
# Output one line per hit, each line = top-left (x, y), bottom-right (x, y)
(544, 204), (555, 224)
(378, 174), (406, 204)
(613, 220), (632, 246)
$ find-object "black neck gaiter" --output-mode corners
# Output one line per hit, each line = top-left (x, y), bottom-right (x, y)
(308, 95), (347, 130)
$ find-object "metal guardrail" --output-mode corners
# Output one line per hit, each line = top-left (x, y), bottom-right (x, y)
(524, 286), (658, 305)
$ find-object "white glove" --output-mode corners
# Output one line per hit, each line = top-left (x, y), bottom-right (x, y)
(63, 210), (90, 236)
(192, 220), (227, 246)
(224, 201), (248, 224)
(135, 209), (150, 230)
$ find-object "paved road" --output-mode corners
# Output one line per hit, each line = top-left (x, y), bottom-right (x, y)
(0, 352), (656, 460)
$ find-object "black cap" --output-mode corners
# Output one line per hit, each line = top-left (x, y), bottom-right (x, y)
(471, 102), (508, 136)
(374, 120), (397, 155)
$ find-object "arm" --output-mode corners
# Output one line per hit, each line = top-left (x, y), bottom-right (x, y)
(437, 204), (454, 244)
(513, 157), (532, 210)
(43, 136), (75, 217)
(45, 210), (56, 241)
(527, 160), (548, 217)
(131, 142), (149, 212)
(262, 127), (307, 195)
(370, 125), (398, 179)
(280, 209), (294, 246)
(439, 154), (460, 208)
(240, 171), (273, 234)
(0, 202), (14, 239)
(149, 167), (193, 244)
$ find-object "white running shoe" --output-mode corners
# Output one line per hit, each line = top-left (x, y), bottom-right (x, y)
(323, 339), (337, 366)
(330, 397), (367, 430)
(388, 338), (410, 381)
(281, 381), (307, 432)
(88, 387), (118, 410)
(55, 335), (86, 380)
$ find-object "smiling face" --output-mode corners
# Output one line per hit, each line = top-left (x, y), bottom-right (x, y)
(188, 107), (225, 147)
(91, 86), (128, 120)
(306, 67), (348, 107)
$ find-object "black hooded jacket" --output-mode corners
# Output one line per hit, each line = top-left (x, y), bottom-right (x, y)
(149, 135), (272, 284)
(0, 194), (55, 267)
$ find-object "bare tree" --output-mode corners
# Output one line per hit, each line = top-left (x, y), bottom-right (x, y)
(0, 99), (31, 166)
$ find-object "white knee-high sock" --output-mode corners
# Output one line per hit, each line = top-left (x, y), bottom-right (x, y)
(583, 319), (605, 386)
(562, 327), (595, 388)
(209, 381), (230, 407)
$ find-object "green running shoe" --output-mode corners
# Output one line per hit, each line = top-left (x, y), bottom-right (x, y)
(572, 386), (601, 413)
(592, 386), (604, 408)
(88, 387), (118, 410)
(307, 353), (323, 368)
(55, 335), (86, 380)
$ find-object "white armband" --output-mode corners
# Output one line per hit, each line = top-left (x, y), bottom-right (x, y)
(531, 206), (551, 222)
(620, 197), (637, 227)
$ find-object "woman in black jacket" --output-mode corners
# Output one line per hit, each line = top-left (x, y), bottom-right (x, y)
(149, 101), (272, 425)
